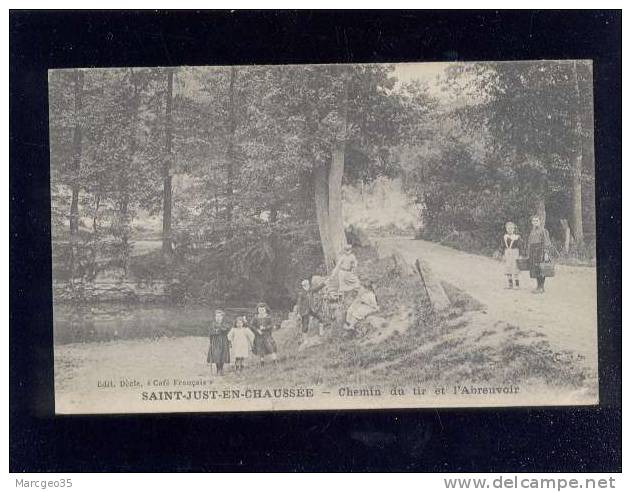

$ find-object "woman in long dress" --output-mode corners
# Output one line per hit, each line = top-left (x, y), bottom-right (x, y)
(527, 215), (552, 294)
(332, 244), (361, 294)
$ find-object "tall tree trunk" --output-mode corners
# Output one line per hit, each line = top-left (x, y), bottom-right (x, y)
(314, 164), (334, 272)
(69, 69), (84, 238)
(119, 69), (140, 275)
(68, 69), (84, 281)
(536, 196), (546, 228)
(92, 194), (100, 235)
(119, 197), (130, 276)
(299, 169), (312, 220)
(225, 66), (237, 223)
(570, 60), (585, 245)
(327, 68), (350, 261)
(162, 69), (174, 255)
(570, 160), (583, 242)
(560, 218), (571, 254)
(328, 139), (346, 259)
(310, 69), (349, 272)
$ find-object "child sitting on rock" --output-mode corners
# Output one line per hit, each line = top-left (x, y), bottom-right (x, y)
(344, 281), (379, 334)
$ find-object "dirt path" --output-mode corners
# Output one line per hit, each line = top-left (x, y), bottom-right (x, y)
(377, 238), (598, 369)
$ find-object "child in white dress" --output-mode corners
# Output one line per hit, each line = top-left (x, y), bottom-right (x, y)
(500, 221), (523, 289)
(344, 281), (379, 333)
(228, 316), (255, 373)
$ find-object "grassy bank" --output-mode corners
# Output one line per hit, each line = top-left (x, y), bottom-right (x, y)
(218, 246), (596, 395)
(55, 243), (596, 399)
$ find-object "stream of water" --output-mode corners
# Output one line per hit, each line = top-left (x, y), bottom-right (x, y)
(53, 304), (257, 345)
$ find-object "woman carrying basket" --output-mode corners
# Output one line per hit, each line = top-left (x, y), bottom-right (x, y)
(527, 215), (553, 294)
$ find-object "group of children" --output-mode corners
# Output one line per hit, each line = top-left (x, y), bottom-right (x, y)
(500, 215), (553, 294)
(206, 243), (382, 375)
(206, 303), (278, 376)
(297, 243), (379, 336)
(207, 219), (553, 375)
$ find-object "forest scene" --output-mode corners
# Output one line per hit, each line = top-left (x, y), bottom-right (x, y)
(49, 61), (598, 413)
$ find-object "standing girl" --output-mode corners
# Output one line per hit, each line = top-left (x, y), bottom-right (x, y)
(228, 316), (255, 373)
(527, 215), (552, 294)
(207, 309), (231, 375)
(296, 279), (325, 339)
(499, 221), (523, 289)
(250, 302), (278, 366)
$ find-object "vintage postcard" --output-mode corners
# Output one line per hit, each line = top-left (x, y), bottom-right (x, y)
(49, 61), (598, 414)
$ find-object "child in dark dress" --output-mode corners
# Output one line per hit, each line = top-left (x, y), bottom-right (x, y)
(207, 309), (231, 375)
(296, 279), (326, 338)
(250, 302), (278, 367)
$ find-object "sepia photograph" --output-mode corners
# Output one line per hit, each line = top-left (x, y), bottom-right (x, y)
(48, 60), (598, 414)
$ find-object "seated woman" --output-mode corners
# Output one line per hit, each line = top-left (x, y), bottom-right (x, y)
(344, 281), (379, 332)
(332, 243), (361, 295)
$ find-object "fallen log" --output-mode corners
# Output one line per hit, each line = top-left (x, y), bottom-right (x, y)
(369, 238), (452, 313)
(391, 250), (418, 277)
(415, 257), (452, 312)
